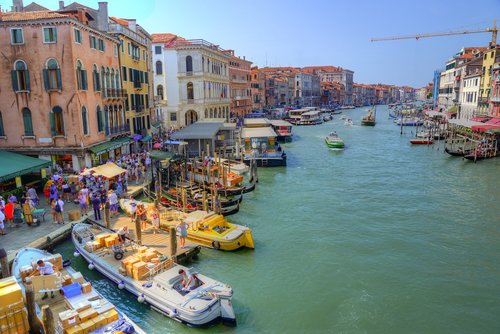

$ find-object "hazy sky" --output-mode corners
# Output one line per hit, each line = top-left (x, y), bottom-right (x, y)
(23, 0), (500, 87)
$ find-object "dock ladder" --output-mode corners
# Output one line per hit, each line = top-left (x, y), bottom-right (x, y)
(261, 159), (268, 166)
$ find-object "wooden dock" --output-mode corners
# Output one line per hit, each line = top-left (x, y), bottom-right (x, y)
(97, 215), (201, 265)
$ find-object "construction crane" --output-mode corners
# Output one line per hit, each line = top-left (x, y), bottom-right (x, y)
(371, 19), (497, 45)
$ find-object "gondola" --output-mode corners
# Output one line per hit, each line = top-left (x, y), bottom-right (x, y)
(444, 147), (470, 157)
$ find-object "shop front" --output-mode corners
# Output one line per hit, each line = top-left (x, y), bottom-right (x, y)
(89, 137), (132, 166)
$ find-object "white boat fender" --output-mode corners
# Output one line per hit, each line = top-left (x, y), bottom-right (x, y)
(137, 293), (145, 303)
(73, 250), (80, 257)
(118, 280), (125, 289)
(169, 308), (177, 317)
(88, 262), (95, 270)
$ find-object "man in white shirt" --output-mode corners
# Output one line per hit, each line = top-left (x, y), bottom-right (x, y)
(32, 259), (57, 299)
(108, 190), (118, 217)
(55, 197), (65, 224)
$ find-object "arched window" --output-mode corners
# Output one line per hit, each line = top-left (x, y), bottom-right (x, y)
(115, 69), (120, 90)
(12, 60), (30, 91)
(96, 106), (103, 132)
(22, 108), (34, 136)
(43, 59), (61, 91)
(76, 60), (87, 90)
(50, 106), (64, 136)
(155, 61), (162, 75)
(105, 68), (111, 93)
(209, 108), (213, 118)
(82, 106), (88, 135)
(187, 82), (194, 100)
(0, 112), (4, 136)
(101, 66), (106, 91)
(111, 69), (116, 90)
(186, 55), (193, 72)
(157, 85), (164, 100)
(204, 109), (208, 118)
(93, 65), (101, 91)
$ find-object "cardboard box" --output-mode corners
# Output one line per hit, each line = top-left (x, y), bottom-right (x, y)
(150, 257), (160, 264)
(0, 276), (18, 289)
(81, 282), (92, 294)
(64, 324), (83, 334)
(30, 274), (59, 293)
(118, 267), (127, 276)
(59, 309), (80, 329)
(104, 236), (118, 247)
(137, 246), (148, 254)
(62, 275), (73, 286)
(140, 252), (155, 263)
(79, 319), (96, 333)
(0, 308), (28, 330)
(95, 233), (112, 247)
(101, 309), (119, 324)
(91, 315), (107, 330)
(71, 272), (85, 285)
(44, 253), (63, 271)
(121, 256), (140, 270)
(74, 301), (91, 313)
(78, 307), (97, 323)
(0, 281), (25, 312)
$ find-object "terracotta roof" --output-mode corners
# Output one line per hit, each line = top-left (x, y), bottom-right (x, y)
(302, 66), (343, 74)
(152, 33), (179, 43)
(1, 11), (69, 22)
(110, 16), (129, 26)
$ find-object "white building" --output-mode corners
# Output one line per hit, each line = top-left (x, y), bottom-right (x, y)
(152, 35), (230, 129)
(292, 73), (321, 106)
(438, 59), (456, 112)
(460, 72), (481, 120)
(151, 34), (172, 129)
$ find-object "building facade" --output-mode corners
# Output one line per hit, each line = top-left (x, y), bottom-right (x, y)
(251, 67), (265, 110)
(293, 73), (321, 106)
(478, 46), (499, 114)
(225, 50), (252, 117)
(302, 66), (354, 105)
(490, 60), (500, 117)
(0, 5), (124, 170)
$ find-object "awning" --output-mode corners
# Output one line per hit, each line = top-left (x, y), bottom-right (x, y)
(470, 117), (491, 122)
(448, 118), (485, 128)
(471, 124), (500, 132)
(164, 140), (188, 145)
(149, 150), (175, 160)
(241, 127), (278, 138)
(140, 135), (152, 142)
(486, 117), (500, 125)
(0, 151), (52, 182)
(90, 162), (127, 179)
(171, 122), (223, 140)
(269, 119), (293, 127)
(89, 137), (130, 156)
(486, 128), (500, 135)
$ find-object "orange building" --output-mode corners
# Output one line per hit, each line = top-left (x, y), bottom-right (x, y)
(0, 4), (125, 170)
(225, 50), (252, 117)
(251, 67), (266, 110)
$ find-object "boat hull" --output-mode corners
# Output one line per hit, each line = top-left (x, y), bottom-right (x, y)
(410, 139), (434, 145)
(360, 121), (376, 126)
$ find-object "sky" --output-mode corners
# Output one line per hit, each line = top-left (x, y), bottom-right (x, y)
(13, 0), (500, 87)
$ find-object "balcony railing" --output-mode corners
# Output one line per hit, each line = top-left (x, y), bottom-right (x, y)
(490, 96), (500, 103)
(215, 139), (235, 147)
(478, 97), (489, 105)
(104, 88), (127, 99)
(132, 105), (145, 113)
(107, 124), (130, 136)
(133, 81), (142, 89)
(180, 98), (230, 104)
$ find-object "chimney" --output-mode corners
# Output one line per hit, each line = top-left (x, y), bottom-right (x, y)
(59, 1), (64, 9)
(97, 2), (109, 32)
(0, 5), (2, 20)
(12, 0), (23, 12)
(128, 19), (136, 32)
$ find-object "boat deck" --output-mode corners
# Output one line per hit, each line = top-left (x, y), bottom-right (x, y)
(101, 216), (201, 264)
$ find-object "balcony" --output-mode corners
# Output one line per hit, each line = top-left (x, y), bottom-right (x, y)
(133, 81), (142, 89)
(103, 88), (127, 99)
(490, 96), (500, 103)
(107, 124), (130, 137)
(478, 97), (489, 105)
(180, 98), (230, 105)
(132, 105), (145, 113)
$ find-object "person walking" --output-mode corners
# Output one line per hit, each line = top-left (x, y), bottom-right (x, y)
(78, 191), (88, 216)
(13, 202), (23, 226)
(62, 181), (71, 202)
(91, 194), (101, 221)
(4, 201), (14, 228)
(177, 219), (188, 248)
(50, 199), (57, 224)
(108, 190), (118, 218)
(27, 185), (39, 206)
(151, 204), (160, 234)
(0, 210), (6, 235)
(55, 196), (65, 224)
(22, 200), (34, 226)
(129, 196), (137, 223)
(136, 204), (147, 231)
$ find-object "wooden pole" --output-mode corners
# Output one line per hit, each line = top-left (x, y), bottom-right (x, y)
(0, 248), (10, 278)
(104, 201), (110, 229)
(42, 305), (56, 334)
(202, 191), (208, 212)
(135, 213), (142, 244)
(168, 226), (177, 259)
(25, 284), (40, 334)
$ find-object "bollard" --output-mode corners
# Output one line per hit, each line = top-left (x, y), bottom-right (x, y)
(168, 226), (177, 259)
(42, 305), (56, 334)
(135, 215), (142, 245)
(26, 285), (40, 333)
(0, 248), (10, 278)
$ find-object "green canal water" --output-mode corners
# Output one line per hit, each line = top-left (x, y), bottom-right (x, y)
(54, 106), (500, 333)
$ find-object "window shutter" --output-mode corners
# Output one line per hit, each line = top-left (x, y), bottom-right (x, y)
(25, 70), (31, 91)
(42, 69), (50, 91)
(53, 28), (57, 42)
(56, 69), (62, 90)
(50, 112), (56, 136)
(11, 70), (19, 91)
(82, 70), (88, 90)
(145, 72), (148, 84)
(76, 69), (80, 89)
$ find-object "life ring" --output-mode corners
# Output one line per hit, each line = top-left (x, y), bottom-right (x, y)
(212, 241), (221, 250)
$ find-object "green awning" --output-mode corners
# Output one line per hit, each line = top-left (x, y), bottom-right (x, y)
(140, 135), (152, 142)
(152, 123), (161, 128)
(0, 151), (52, 182)
(149, 150), (174, 160)
(89, 137), (131, 156)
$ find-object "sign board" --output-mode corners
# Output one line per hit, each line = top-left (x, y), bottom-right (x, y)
(15, 176), (22, 188)
(38, 137), (53, 144)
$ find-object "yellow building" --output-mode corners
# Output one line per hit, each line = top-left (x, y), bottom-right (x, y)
(478, 46), (500, 114)
(108, 17), (155, 144)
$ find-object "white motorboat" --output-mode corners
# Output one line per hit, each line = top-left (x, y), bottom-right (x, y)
(71, 222), (237, 328)
(344, 118), (353, 126)
(12, 247), (145, 334)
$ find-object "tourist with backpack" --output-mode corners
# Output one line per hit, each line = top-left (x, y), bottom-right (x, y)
(55, 196), (64, 224)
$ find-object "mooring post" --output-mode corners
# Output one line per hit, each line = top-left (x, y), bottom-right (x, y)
(135, 214), (142, 244)
(168, 226), (177, 259)
(25, 284), (39, 333)
(0, 248), (10, 278)
(42, 305), (56, 334)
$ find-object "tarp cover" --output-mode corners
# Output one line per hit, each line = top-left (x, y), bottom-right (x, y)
(241, 127), (278, 138)
(0, 151), (52, 182)
(90, 163), (127, 179)
(171, 122), (223, 140)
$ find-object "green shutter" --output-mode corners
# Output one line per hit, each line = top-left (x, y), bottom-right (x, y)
(53, 28), (57, 42)
(82, 70), (88, 90)
(145, 72), (148, 84)
(11, 70), (19, 91)
(42, 69), (50, 91)
(25, 70), (30, 91)
(50, 112), (55, 136)
(56, 69), (62, 90)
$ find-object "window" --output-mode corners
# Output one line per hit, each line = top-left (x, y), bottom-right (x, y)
(122, 66), (127, 81)
(155, 61), (162, 75)
(82, 107), (89, 135)
(120, 39), (124, 52)
(50, 106), (64, 136)
(74, 28), (82, 44)
(156, 85), (163, 100)
(12, 60), (30, 92)
(113, 44), (118, 57)
(10, 28), (24, 44)
(187, 82), (194, 99)
(43, 59), (62, 91)
(170, 113), (177, 122)
(155, 46), (162, 54)
(98, 39), (105, 52)
(128, 43), (131, 55)
(93, 65), (101, 91)
(89, 35), (97, 49)
(97, 106), (103, 132)
(76, 60), (88, 90)
(145, 72), (148, 84)
(186, 56), (193, 72)
(43, 27), (57, 43)
(0, 112), (4, 136)
(22, 108), (34, 136)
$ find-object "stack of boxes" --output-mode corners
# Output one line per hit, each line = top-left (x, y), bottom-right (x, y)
(0, 277), (29, 334)
(120, 247), (163, 281)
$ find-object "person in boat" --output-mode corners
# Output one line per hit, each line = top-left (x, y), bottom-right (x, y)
(117, 225), (131, 245)
(30, 259), (58, 299)
(178, 269), (201, 291)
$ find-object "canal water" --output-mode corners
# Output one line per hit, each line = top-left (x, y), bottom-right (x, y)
(55, 106), (500, 333)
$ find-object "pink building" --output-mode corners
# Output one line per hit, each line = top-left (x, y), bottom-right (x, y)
(0, 3), (126, 170)
(225, 50), (252, 117)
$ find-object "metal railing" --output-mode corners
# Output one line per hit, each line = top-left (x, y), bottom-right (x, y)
(104, 88), (127, 99)
(107, 124), (130, 136)
(490, 96), (500, 103)
(132, 105), (145, 113)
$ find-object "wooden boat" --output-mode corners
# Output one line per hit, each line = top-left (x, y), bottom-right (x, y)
(325, 132), (345, 149)
(71, 222), (237, 327)
(444, 147), (469, 157)
(410, 139), (434, 145)
(12, 248), (145, 334)
(394, 117), (423, 126)
(464, 151), (498, 161)
(361, 108), (376, 126)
